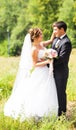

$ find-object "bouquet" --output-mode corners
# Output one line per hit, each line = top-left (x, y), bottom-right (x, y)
(43, 48), (58, 60)
(42, 48), (58, 75)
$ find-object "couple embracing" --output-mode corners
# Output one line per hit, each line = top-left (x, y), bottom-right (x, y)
(4, 21), (72, 121)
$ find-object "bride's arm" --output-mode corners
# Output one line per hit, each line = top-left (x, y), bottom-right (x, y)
(40, 32), (55, 47)
(32, 49), (51, 67)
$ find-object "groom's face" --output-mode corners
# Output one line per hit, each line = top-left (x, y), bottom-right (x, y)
(53, 26), (63, 38)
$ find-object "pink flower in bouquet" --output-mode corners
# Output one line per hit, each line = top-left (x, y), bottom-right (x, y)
(44, 49), (58, 59)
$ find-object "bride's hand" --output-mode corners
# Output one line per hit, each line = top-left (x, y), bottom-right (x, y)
(47, 59), (52, 64)
(50, 32), (55, 42)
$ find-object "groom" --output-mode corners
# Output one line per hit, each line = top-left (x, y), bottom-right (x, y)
(51, 21), (72, 116)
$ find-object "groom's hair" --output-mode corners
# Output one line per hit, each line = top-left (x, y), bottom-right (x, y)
(52, 21), (67, 32)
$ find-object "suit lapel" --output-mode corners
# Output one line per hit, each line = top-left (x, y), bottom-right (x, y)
(52, 38), (60, 49)
(52, 35), (67, 50)
(59, 35), (67, 48)
(52, 38), (58, 49)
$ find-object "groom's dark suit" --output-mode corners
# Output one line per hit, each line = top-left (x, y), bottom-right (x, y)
(52, 35), (72, 116)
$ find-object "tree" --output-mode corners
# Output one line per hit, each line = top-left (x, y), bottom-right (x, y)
(9, 0), (61, 55)
(27, 0), (60, 40)
(0, 0), (29, 55)
(0, 0), (63, 55)
(58, 0), (76, 47)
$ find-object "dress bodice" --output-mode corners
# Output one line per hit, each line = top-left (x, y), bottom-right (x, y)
(32, 46), (46, 61)
(38, 49), (45, 61)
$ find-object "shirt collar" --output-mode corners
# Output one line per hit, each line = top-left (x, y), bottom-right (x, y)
(60, 33), (66, 39)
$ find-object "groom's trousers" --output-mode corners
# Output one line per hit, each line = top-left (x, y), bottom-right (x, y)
(54, 77), (68, 116)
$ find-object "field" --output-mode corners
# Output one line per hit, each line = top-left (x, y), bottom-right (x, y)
(0, 49), (76, 130)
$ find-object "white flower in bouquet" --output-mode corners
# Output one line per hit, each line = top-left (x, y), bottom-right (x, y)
(43, 48), (58, 60)
(44, 49), (58, 75)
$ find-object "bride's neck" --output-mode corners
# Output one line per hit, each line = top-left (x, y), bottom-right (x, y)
(33, 42), (40, 47)
(33, 40), (43, 49)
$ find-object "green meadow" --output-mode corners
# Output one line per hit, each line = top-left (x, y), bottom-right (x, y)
(0, 49), (76, 130)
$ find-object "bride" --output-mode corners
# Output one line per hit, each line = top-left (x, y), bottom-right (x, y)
(4, 28), (58, 121)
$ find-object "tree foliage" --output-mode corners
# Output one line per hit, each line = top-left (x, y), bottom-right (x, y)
(0, 0), (75, 56)
(58, 0), (76, 47)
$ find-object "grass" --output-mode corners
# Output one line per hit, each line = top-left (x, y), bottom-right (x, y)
(0, 56), (19, 99)
(0, 49), (76, 130)
(67, 49), (76, 101)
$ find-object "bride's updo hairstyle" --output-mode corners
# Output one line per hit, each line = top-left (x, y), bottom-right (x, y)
(29, 28), (42, 42)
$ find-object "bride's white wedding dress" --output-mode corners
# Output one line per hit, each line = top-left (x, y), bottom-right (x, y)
(4, 49), (58, 121)
(4, 33), (58, 121)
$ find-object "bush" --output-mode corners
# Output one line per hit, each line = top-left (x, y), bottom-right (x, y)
(0, 40), (8, 56)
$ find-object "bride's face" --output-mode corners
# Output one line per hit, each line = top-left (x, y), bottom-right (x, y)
(37, 32), (43, 43)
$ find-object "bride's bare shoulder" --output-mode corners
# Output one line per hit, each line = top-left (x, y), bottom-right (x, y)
(31, 46), (38, 55)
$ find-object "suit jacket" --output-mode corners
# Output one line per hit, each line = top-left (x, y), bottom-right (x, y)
(52, 35), (72, 79)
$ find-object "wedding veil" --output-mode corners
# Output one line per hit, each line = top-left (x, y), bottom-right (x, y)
(12, 33), (33, 92)
(19, 33), (33, 73)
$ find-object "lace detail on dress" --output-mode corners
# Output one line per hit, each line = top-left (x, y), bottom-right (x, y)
(38, 50), (44, 60)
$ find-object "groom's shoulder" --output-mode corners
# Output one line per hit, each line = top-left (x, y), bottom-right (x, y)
(63, 35), (71, 43)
